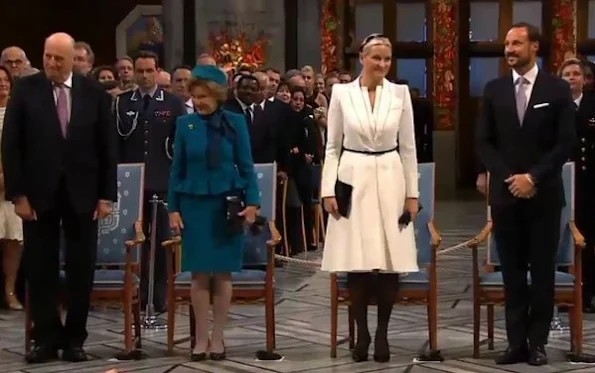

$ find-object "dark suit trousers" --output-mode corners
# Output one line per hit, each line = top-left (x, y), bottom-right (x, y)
(492, 200), (561, 348)
(24, 181), (98, 347)
(140, 191), (170, 308)
(576, 177), (595, 303)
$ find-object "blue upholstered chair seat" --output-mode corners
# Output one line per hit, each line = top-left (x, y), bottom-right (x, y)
(337, 271), (430, 290)
(480, 271), (575, 288)
(59, 270), (140, 288)
(174, 269), (267, 289)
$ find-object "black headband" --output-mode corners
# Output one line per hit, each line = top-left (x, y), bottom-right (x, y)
(359, 33), (388, 52)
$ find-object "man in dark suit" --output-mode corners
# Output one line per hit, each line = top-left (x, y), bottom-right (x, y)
(410, 87), (434, 163)
(476, 23), (575, 366)
(1, 33), (117, 363)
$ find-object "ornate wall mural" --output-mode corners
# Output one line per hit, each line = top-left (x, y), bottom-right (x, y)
(321, 0), (340, 74)
(551, 0), (577, 71)
(432, 0), (457, 130)
(116, 5), (164, 60)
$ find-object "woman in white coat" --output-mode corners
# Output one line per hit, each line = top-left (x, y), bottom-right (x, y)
(321, 34), (419, 363)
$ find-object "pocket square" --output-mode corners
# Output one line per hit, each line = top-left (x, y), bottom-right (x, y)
(533, 103), (549, 109)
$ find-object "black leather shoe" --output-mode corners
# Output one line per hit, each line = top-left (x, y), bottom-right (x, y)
(351, 335), (370, 362)
(495, 346), (528, 364)
(528, 345), (547, 366)
(61, 346), (88, 362)
(373, 334), (390, 363)
(25, 344), (59, 364)
(209, 350), (226, 361)
(191, 352), (206, 361)
(584, 302), (595, 313)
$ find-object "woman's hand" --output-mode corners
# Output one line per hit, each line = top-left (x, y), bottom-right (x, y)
(169, 212), (184, 234)
(405, 198), (419, 221)
(239, 205), (258, 224)
(323, 197), (340, 219)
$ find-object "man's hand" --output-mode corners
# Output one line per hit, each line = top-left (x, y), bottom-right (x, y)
(93, 200), (113, 220)
(476, 173), (487, 195)
(505, 174), (536, 198)
(14, 196), (36, 221)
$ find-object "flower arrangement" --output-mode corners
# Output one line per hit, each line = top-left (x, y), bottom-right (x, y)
(208, 30), (269, 74)
(551, 0), (577, 72)
(321, 0), (339, 74)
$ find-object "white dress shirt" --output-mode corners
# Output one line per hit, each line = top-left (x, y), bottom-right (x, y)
(512, 63), (539, 108)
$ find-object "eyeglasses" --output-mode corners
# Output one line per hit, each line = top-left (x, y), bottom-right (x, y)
(359, 33), (388, 52)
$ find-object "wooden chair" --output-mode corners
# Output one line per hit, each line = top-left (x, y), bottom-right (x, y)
(163, 163), (281, 355)
(24, 163), (146, 355)
(329, 162), (442, 359)
(310, 164), (326, 248)
(467, 162), (586, 358)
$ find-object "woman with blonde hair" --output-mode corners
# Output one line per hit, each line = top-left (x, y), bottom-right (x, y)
(0, 65), (23, 310)
(320, 33), (419, 363)
(168, 65), (259, 361)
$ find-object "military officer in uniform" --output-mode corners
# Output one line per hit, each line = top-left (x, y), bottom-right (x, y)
(559, 58), (595, 312)
(114, 51), (185, 312)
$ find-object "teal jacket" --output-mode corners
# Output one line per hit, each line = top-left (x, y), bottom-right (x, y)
(167, 109), (260, 212)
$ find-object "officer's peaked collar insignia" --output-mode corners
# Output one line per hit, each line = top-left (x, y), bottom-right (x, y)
(130, 88), (165, 102)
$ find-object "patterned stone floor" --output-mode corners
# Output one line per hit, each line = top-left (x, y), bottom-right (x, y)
(2, 200), (594, 372)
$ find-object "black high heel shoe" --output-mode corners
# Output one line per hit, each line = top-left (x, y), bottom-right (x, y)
(351, 335), (371, 362)
(373, 334), (390, 363)
(191, 352), (206, 361)
(209, 341), (226, 361)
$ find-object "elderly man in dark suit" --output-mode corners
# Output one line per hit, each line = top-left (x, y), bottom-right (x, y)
(476, 23), (575, 366)
(1, 32), (117, 364)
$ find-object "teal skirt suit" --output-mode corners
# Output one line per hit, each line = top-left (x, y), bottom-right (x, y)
(168, 108), (260, 273)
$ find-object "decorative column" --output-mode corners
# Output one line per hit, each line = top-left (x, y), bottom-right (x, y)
(320, 0), (339, 74)
(432, 0), (458, 130)
(551, 0), (577, 72)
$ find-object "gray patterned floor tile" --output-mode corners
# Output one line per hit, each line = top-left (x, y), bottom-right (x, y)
(2, 201), (592, 372)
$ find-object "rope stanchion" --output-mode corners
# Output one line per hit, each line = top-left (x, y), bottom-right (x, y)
(273, 239), (475, 268)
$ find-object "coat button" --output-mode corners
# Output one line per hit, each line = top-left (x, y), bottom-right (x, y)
(582, 147), (586, 152)
(583, 166), (587, 170)
(582, 138), (586, 143)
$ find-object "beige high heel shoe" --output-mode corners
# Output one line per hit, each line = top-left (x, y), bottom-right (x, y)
(5, 292), (23, 310)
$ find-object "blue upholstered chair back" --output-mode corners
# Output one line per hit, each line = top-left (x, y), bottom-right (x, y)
(414, 163), (435, 266)
(243, 163), (277, 266)
(96, 163), (145, 265)
(487, 162), (575, 267)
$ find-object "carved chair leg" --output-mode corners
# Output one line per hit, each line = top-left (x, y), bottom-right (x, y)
(347, 305), (354, 350)
(487, 304), (494, 350)
(330, 277), (338, 358)
(167, 292), (175, 354)
(473, 298), (481, 358)
(427, 300), (438, 351)
(123, 296), (133, 353)
(133, 295), (142, 349)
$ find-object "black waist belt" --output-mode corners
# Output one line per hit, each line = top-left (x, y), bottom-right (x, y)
(342, 147), (397, 155)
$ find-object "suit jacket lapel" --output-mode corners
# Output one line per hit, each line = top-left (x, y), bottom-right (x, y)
(522, 72), (547, 127)
(70, 75), (82, 130)
(373, 80), (392, 142)
(43, 78), (63, 136)
(347, 81), (374, 141)
(502, 75), (522, 127)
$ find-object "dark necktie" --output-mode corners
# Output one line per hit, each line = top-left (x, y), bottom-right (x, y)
(575, 102), (579, 111)
(55, 84), (69, 137)
(143, 95), (151, 111)
(244, 107), (253, 125)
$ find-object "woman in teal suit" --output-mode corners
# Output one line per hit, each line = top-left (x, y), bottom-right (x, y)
(168, 65), (259, 361)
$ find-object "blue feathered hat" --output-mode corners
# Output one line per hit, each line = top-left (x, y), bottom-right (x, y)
(191, 64), (228, 86)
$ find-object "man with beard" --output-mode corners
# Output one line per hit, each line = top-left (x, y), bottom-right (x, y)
(476, 23), (575, 366)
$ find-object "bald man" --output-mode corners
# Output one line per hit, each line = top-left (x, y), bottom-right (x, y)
(196, 53), (217, 66)
(1, 46), (34, 78)
(156, 70), (171, 92)
(2, 32), (117, 363)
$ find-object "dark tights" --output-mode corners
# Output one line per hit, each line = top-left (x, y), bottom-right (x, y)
(347, 272), (399, 361)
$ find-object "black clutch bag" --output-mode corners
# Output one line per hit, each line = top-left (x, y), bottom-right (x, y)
(334, 180), (353, 218)
(398, 204), (424, 230)
(225, 194), (246, 235)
